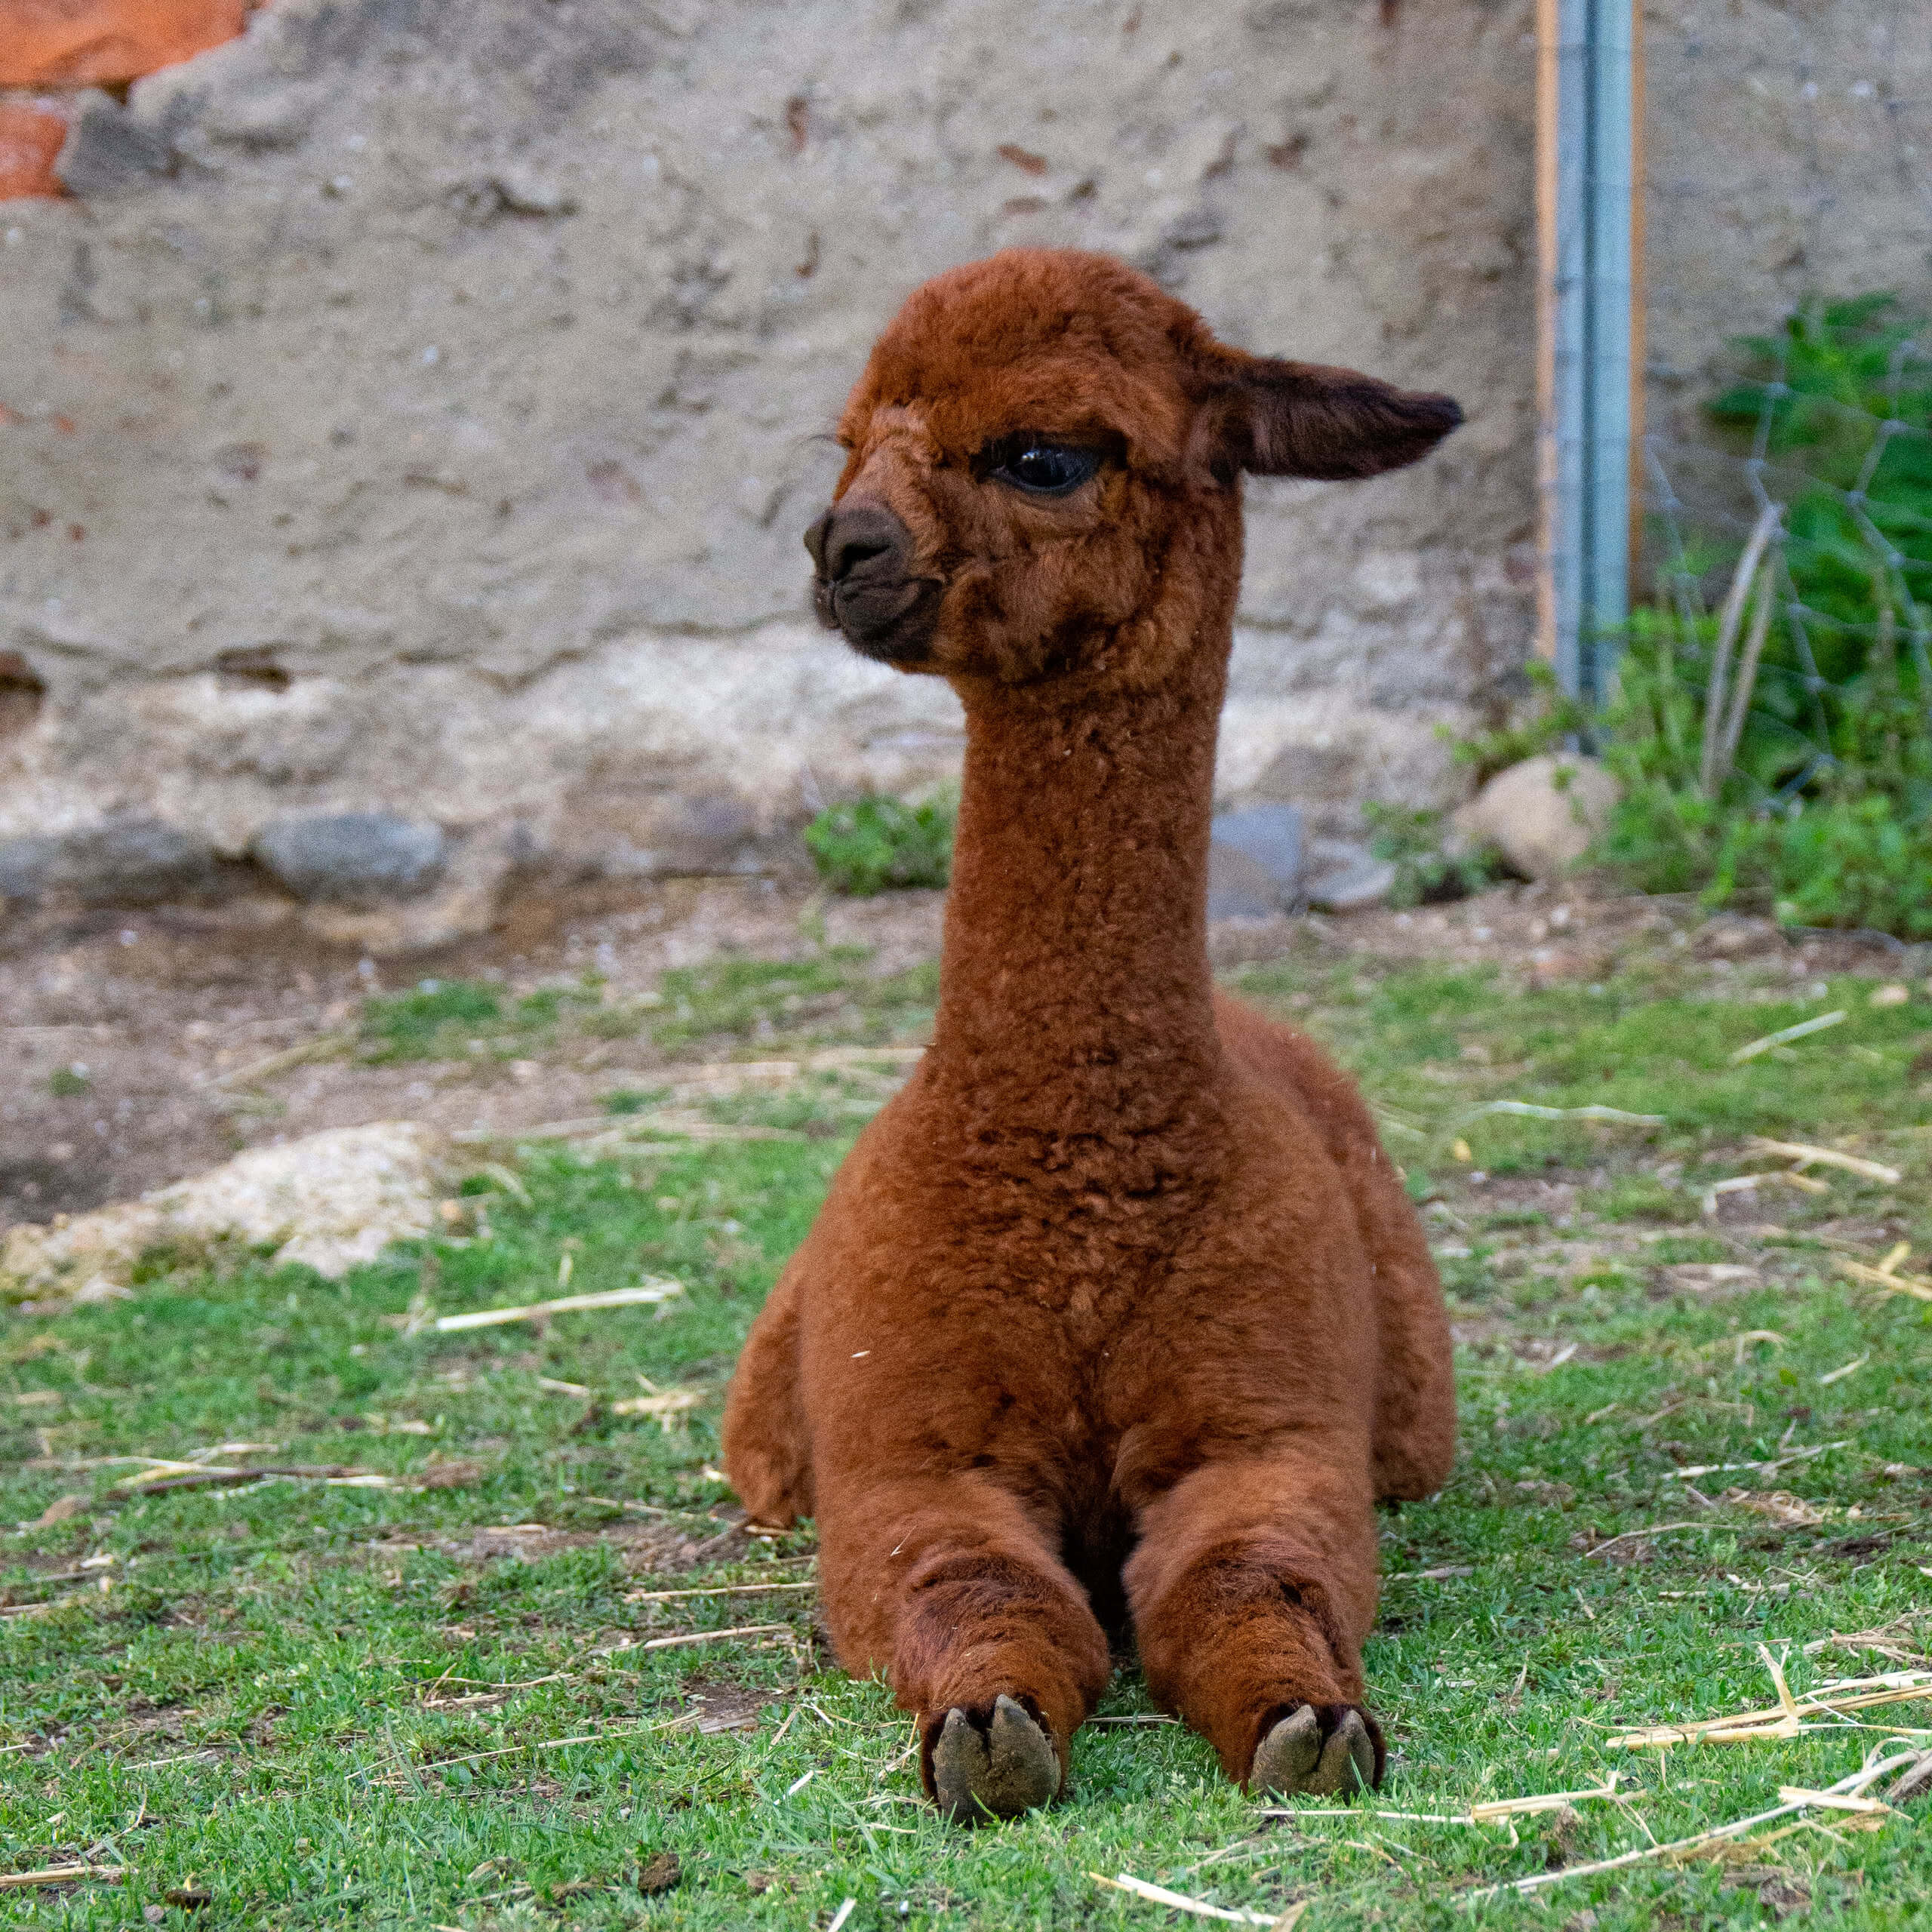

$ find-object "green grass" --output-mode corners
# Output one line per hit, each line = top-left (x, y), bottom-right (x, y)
(357, 980), (610, 1066)
(1227, 954), (1932, 1189)
(648, 952), (938, 1053)
(5, 956), (1930, 1927)
(353, 949), (940, 1066)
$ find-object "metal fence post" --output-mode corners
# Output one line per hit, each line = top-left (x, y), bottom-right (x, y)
(1537, 0), (1640, 706)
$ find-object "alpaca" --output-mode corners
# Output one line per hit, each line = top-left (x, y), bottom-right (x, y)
(722, 248), (1459, 1822)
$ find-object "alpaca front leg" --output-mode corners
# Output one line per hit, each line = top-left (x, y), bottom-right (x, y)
(1124, 1441), (1383, 1798)
(817, 1473), (1110, 1823)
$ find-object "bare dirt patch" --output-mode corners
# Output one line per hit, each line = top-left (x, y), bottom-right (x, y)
(3, 872), (1913, 1233)
(1, 880), (943, 1232)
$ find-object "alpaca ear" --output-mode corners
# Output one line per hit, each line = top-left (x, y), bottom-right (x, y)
(1188, 349), (1463, 485)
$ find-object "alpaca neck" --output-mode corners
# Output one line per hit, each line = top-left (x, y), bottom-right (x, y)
(927, 648), (1226, 1128)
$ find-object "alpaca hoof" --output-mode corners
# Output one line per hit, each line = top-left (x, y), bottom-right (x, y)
(931, 1694), (1060, 1824)
(1252, 1705), (1377, 1799)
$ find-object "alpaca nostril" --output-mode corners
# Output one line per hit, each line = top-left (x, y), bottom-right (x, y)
(808, 501), (910, 585)
(829, 531), (891, 580)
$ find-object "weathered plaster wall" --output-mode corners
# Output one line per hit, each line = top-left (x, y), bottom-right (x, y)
(0, 0), (1540, 943)
(1641, 1), (1932, 560)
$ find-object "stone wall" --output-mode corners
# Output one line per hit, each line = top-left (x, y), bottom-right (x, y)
(1, 0), (1544, 946)
(1640, 0), (1932, 562)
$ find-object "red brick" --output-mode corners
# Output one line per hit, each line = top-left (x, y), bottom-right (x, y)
(0, 0), (253, 89)
(0, 100), (69, 198)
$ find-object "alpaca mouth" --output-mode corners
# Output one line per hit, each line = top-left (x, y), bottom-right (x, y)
(817, 572), (943, 665)
(804, 500), (943, 666)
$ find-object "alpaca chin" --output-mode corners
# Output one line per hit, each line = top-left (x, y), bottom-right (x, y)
(821, 574), (943, 667)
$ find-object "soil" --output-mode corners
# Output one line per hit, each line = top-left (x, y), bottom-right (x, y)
(2, 875), (1916, 1235)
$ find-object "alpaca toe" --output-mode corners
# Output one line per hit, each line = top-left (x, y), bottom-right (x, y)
(1252, 1705), (1377, 1799)
(930, 1694), (1060, 1824)
(1251, 1705), (1321, 1793)
(1312, 1710), (1376, 1795)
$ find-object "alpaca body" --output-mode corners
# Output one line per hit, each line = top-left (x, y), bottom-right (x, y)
(728, 995), (1451, 1774)
(721, 248), (1459, 1812)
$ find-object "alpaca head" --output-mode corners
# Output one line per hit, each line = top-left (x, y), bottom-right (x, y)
(805, 248), (1461, 685)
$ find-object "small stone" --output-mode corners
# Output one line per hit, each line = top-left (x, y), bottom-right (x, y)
(1452, 754), (1620, 882)
(637, 1852), (681, 1896)
(1, 1121), (454, 1300)
(251, 813), (447, 903)
(1869, 983), (1909, 1007)
(0, 818), (218, 906)
(1208, 804), (1303, 918)
(1303, 836), (1395, 912)
(1207, 845), (1287, 919)
(55, 91), (177, 196)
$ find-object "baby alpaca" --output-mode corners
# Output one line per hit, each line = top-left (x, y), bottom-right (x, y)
(724, 248), (1459, 1822)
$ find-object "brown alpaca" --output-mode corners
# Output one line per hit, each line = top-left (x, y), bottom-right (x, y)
(722, 248), (1459, 1822)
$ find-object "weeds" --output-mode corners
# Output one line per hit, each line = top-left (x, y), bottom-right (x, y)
(356, 977), (613, 1063)
(803, 794), (955, 896)
(650, 951), (937, 1051)
(1363, 802), (1505, 909)
(1429, 295), (1932, 934)
(1584, 294), (1932, 933)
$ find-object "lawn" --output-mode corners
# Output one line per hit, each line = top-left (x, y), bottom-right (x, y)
(4, 937), (1930, 1930)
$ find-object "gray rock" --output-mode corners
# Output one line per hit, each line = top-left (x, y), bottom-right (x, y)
(1304, 837), (1396, 913)
(55, 93), (177, 198)
(0, 820), (219, 905)
(1208, 846), (1288, 920)
(292, 826), (513, 955)
(1451, 754), (1620, 882)
(251, 814), (447, 903)
(1208, 804), (1303, 918)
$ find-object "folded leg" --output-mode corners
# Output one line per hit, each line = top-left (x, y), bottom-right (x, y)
(1124, 1435), (1383, 1796)
(817, 1471), (1110, 1823)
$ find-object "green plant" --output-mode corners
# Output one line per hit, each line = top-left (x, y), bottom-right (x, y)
(356, 977), (613, 1063)
(46, 1063), (91, 1097)
(601, 1088), (667, 1115)
(1703, 292), (1932, 714)
(1362, 802), (1503, 909)
(1469, 293), (1932, 938)
(802, 793), (953, 895)
(1445, 660), (1590, 785)
(1596, 604), (1932, 935)
(358, 979), (504, 1060)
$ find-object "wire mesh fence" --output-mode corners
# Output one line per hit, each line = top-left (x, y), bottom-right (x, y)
(1638, 2), (1932, 804)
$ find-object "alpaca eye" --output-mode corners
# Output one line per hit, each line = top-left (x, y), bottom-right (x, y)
(991, 442), (1099, 496)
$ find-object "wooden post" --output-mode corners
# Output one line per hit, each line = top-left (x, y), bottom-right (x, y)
(1628, 0), (1647, 592)
(1535, 0), (1561, 666)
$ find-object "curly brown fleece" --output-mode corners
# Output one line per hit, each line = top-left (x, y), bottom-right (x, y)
(723, 248), (1459, 1807)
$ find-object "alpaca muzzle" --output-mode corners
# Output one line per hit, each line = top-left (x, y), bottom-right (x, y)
(804, 499), (942, 666)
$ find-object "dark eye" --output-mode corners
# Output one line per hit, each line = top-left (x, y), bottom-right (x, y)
(990, 441), (1100, 496)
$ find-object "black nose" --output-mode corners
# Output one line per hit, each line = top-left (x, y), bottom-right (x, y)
(804, 500), (908, 584)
